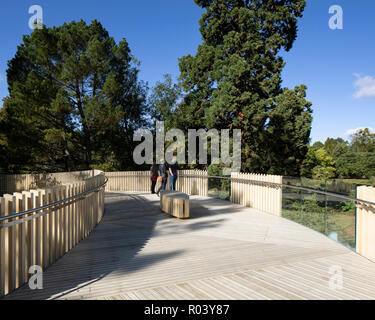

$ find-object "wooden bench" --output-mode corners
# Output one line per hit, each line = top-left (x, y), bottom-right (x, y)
(160, 191), (190, 219)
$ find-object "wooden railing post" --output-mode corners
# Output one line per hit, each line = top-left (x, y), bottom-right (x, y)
(37, 189), (48, 269)
(22, 191), (32, 281)
(13, 193), (24, 289)
(46, 188), (55, 265)
(66, 184), (72, 251)
(0, 172), (106, 298)
(3, 195), (15, 292)
(356, 186), (375, 262)
(0, 197), (7, 296)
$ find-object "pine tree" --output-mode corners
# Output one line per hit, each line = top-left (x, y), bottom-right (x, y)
(4, 20), (148, 172)
(178, 0), (312, 175)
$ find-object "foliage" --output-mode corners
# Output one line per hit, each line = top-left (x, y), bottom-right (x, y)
(0, 102), (9, 174)
(332, 142), (349, 159)
(311, 165), (333, 181)
(283, 195), (356, 248)
(208, 163), (231, 192)
(175, 0), (312, 176)
(323, 137), (348, 158)
(149, 74), (182, 131)
(336, 152), (375, 178)
(2, 20), (148, 173)
(350, 128), (375, 153)
(339, 201), (355, 212)
(305, 132), (375, 179)
(311, 141), (324, 149)
(301, 146), (335, 179)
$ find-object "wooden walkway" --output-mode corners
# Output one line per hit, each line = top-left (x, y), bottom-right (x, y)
(3, 192), (375, 300)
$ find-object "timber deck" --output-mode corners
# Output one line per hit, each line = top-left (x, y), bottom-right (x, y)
(4, 192), (375, 300)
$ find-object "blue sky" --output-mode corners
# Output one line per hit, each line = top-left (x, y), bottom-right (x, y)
(0, 0), (374, 143)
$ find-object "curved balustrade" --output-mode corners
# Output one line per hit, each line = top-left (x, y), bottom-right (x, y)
(0, 171), (107, 297)
(0, 170), (99, 196)
(105, 170), (208, 196)
(105, 170), (375, 260)
(105, 170), (375, 262)
(1, 168), (375, 298)
(208, 174), (375, 262)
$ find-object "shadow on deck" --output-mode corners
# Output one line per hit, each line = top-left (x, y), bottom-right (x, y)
(2, 192), (242, 300)
(3, 192), (375, 300)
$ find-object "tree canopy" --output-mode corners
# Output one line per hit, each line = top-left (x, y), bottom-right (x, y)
(301, 146), (336, 180)
(2, 20), (148, 173)
(1, 3), (316, 176)
(302, 131), (375, 180)
(350, 128), (375, 153)
(336, 152), (375, 178)
(176, 0), (312, 175)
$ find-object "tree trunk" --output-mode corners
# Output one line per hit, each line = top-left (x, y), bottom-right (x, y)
(75, 79), (92, 169)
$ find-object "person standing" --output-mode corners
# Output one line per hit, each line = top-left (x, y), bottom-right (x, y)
(169, 156), (178, 191)
(156, 160), (168, 196)
(150, 162), (158, 194)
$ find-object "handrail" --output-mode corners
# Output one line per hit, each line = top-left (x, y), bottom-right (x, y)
(0, 176), (108, 222)
(106, 173), (375, 207)
(206, 175), (375, 207)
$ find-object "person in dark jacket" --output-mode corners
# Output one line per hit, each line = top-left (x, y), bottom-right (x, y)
(156, 160), (168, 196)
(169, 156), (178, 191)
(150, 162), (159, 194)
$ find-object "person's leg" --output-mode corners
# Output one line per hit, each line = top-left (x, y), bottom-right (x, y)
(169, 174), (173, 190)
(157, 177), (166, 195)
(173, 175), (177, 191)
(156, 183), (161, 195)
(162, 177), (167, 191)
(151, 180), (156, 193)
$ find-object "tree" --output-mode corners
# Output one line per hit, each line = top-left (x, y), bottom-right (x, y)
(311, 141), (324, 149)
(177, 0), (312, 175)
(350, 128), (375, 153)
(313, 148), (335, 178)
(300, 146), (318, 177)
(324, 137), (347, 156)
(336, 152), (375, 178)
(301, 146), (335, 179)
(149, 74), (182, 130)
(332, 142), (349, 159)
(0, 100), (9, 174)
(4, 20), (148, 173)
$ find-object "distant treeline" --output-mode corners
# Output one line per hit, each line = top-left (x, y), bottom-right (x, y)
(1, 1), (314, 176)
(301, 128), (375, 179)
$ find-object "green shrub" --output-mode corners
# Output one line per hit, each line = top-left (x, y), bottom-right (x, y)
(336, 152), (375, 178)
(339, 201), (356, 212)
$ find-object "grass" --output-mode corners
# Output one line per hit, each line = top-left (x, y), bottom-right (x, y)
(341, 178), (374, 186)
(282, 197), (356, 249)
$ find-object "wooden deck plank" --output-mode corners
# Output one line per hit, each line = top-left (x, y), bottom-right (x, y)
(3, 192), (375, 300)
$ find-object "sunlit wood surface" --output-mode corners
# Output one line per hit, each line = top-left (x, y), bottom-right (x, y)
(4, 192), (375, 300)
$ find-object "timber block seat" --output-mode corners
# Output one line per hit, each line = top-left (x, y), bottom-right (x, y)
(160, 191), (190, 219)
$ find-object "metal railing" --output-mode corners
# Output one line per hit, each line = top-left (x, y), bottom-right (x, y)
(105, 171), (375, 261)
(0, 177), (108, 224)
(0, 173), (107, 297)
(105, 172), (375, 206)
(206, 175), (375, 207)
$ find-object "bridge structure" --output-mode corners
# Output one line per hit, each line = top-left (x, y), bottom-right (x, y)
(1, 170), (375, 300)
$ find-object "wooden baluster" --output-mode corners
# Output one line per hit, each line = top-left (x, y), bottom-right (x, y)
(13, 193), (24, 289)
(30, 190), (41, 271)
(0, 197), (8, 295)
(3, 194), (16, 292)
